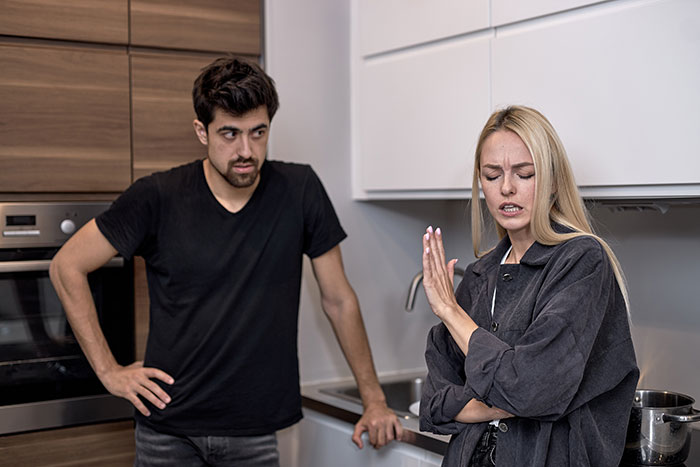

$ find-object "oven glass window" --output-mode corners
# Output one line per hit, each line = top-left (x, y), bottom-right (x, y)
(0, 251), (133, 405)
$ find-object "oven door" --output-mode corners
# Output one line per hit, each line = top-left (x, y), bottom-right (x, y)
(0, 248), (135, 434)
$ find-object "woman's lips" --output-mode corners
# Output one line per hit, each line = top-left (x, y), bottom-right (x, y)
(499, 203), (523, 216)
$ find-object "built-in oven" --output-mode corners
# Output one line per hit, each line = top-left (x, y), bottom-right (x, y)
(0, 202), (134, 435)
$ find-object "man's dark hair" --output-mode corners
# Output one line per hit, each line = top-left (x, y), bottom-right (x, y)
(192, 56), (279, 129)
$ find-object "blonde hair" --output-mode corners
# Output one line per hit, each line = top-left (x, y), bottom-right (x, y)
(470, 105), (629, 310)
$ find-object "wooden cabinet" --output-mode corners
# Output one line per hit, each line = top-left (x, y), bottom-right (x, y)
(134, 257), (149, 361)
(0, 420), (134, 466)
(357, 0), (489, 56)
(0, 0), (128, 44)
(355, 35), (490, 197)
(130, 52), (227, 180)
(130, 0), (261, 54)
(0, 3), (260, 461)
(492, 0), (700, 198)
(1, 1), (261, 193)
(0, 43), (131, 192)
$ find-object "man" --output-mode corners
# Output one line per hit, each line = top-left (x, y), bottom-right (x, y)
(50, 56), (402, 466)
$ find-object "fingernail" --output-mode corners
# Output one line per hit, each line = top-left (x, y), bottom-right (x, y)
(425, 247), (430, 254)
(424, 233), (429, 240)
(436, 227), (441, 235)
(427, 226), (433, 233)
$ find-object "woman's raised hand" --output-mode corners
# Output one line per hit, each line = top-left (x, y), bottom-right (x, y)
(422, 226), (460, 320)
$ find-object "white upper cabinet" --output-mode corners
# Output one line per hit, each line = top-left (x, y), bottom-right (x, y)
(491, 0), (607, 26)
(357, 0), (489, 56)
(492, 0), (700, 198)
(353, 0), (700, 199)
(356, 35), (491, 196)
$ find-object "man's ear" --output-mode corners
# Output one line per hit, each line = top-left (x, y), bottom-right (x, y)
(193, 119), (208, 145)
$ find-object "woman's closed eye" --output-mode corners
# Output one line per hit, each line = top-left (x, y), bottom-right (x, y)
(481, 168), (535, 181)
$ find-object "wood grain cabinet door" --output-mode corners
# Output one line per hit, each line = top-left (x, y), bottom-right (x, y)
(131, 52), (224, 180)
(0, 44), (131, 192)
(130, 0), (261, 54)
(0, 420), (135, 465)
(0, 0), (128, 44)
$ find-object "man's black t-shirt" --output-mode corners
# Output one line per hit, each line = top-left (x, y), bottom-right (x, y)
(96, 159), (346, 436)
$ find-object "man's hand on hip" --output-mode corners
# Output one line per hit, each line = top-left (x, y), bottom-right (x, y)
(99, 361), (174, 417)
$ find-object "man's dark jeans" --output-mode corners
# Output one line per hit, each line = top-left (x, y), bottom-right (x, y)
(134, 422), (280, 467)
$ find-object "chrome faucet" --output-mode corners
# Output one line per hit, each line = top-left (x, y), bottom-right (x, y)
(405, 267), (465, 311)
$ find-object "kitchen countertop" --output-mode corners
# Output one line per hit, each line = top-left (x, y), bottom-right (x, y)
(301, 372), (700, 466)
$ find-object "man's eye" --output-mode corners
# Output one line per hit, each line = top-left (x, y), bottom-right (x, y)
(253, 129), (266, 138)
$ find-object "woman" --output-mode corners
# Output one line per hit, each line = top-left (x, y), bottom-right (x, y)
(419, 106), (638, 466)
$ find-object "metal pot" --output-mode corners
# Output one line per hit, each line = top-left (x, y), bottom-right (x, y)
(622, 389), (700, 466)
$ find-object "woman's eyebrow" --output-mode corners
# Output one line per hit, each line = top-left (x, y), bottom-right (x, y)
(482, 162), (534, 169)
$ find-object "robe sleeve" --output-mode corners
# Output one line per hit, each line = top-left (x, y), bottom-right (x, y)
(419, 323), (478, 434)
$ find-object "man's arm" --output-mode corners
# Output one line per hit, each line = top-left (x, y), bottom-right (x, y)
(310, 245), (403, 449)
(49, 219), (174, 416)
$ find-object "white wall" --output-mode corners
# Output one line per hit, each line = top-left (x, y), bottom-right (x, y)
(265, 0), (700, 411)
(264, 0), (455, 383)
(589, 203), (700, 400)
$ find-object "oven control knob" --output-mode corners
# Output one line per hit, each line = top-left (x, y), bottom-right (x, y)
(60, 219), (76, 235)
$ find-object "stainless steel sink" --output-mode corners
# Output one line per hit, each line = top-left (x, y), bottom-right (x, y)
(320, 375), (425, 418)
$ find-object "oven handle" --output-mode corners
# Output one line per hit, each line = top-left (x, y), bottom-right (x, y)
(0, 257), (124, 273)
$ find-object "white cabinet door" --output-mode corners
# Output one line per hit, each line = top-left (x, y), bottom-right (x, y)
(356, 34), (491, 196)
(292, 409), (443, 467)
(492, 0), (700, 197)
(492, 0), (606, 26)
(357, 0), (489, 56)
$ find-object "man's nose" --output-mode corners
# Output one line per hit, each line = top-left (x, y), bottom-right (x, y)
(238, 135), (253, 157)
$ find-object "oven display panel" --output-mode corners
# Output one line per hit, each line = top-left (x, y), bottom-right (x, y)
(6, 215), (36, 227)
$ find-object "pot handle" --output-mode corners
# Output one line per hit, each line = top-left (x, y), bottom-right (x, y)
(662, 408), (700, 423)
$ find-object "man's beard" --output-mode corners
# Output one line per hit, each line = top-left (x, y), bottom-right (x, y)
(218, 158), (259, 188)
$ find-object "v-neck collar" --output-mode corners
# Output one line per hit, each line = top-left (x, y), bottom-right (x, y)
(200, 159), (268, 216)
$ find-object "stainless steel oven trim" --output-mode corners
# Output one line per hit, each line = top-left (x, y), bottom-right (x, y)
(0, 256), (124, 273)
(0, 394), (133, 435)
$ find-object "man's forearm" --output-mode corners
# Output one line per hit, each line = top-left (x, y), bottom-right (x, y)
(50, 257), (119, 377)
(323, 296), (385, 406)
